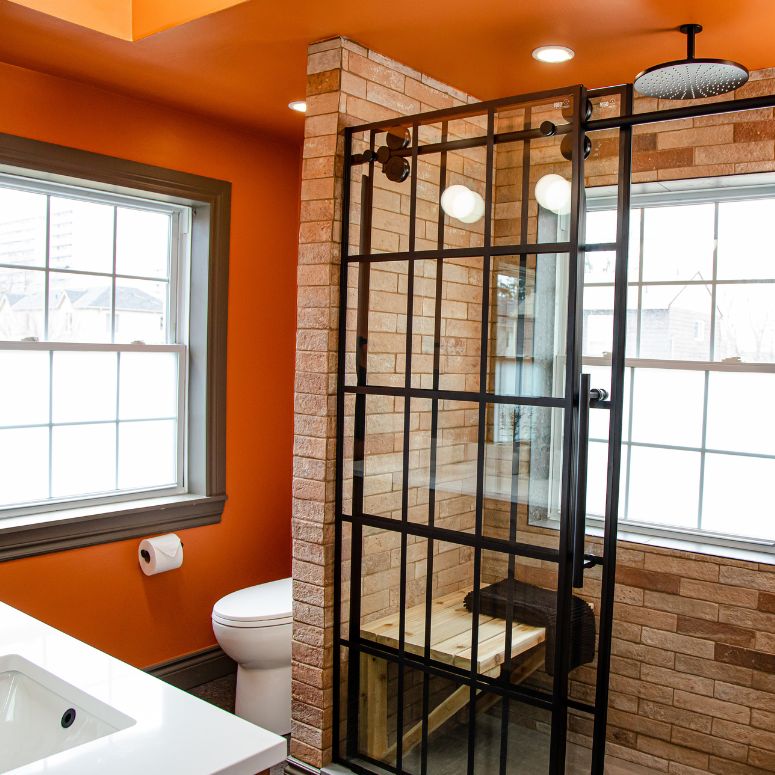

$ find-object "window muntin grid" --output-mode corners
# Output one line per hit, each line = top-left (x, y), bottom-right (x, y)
(0, 174), (189, 515)
(583, 188), (775, 547)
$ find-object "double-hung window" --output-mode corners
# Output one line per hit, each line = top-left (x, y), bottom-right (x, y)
(0, 135), (229, 560)
(582, 179), (775, 552)
(0, 177), (188, 510)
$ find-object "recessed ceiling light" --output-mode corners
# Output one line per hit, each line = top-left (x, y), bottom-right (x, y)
(288, 100), (307, 113)
(532, 46), (575, 64)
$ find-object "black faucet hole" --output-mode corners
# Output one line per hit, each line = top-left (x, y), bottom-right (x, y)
(61, 708), (76, 728)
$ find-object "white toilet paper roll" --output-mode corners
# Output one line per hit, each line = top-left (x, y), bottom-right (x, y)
(138, 533), (183, 576)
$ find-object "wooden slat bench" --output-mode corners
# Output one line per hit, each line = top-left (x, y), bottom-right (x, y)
(358, 589), (547, 761)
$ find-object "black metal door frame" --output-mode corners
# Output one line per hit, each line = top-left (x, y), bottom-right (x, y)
(332, 84), (775, 775)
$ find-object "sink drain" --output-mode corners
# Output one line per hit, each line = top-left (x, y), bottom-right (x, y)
(61, 708), (76, 728)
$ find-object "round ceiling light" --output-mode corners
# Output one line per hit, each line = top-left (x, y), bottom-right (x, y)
(532, 46), (575, 64)
(288, 100), (307, 113)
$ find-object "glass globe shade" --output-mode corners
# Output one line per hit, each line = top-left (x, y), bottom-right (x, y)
(441, 185), (484, 223)
(534, 174), (572, 215)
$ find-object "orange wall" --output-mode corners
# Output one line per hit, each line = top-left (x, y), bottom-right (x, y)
(0, 62), (300, 667)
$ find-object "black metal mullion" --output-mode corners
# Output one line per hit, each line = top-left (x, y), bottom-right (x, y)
(346, 130), (376, 758)
(499, 104), (534, 775)
(466, 108), (495, 775)
(420, 119), (448, 775)
(590, 83), (634, 774)
(550, 85), (586, 775)
(395, 123), (419, 774)
(346, 240), (571, 264)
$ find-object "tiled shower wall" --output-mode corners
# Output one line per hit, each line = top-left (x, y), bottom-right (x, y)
(292, 38), (775, 772)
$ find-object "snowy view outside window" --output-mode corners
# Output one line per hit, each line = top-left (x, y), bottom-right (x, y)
(0, 181), (188, 512)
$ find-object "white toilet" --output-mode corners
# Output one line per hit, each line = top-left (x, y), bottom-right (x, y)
(212, 577), (292, 735)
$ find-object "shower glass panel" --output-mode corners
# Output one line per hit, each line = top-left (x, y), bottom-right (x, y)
(335, 83), (620, 775)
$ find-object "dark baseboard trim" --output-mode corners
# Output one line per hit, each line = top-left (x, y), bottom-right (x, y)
(146, 645), (235, 691)
(285, 758), (320, 775)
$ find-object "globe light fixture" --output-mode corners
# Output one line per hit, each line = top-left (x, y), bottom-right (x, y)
(440, 184), (485, 224)
(534, 174), (572, 215)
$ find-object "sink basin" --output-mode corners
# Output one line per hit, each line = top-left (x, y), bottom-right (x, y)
(0, 653), (135, 772)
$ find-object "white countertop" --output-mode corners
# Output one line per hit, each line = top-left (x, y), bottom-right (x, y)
(0, 601), (287, 775)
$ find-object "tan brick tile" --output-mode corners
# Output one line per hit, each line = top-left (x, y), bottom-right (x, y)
(615, 602), (678, 632)
(657, 124), (734, 149)
(676, 616), (756, 648)
(639, 699), (711, 733)
(644, 554), (720, 581)
(679, 578), (759, 608)
(644, 590), (718, 621)
(719, 604), (775, 633)
(674, 691), (750, 725)
(670, 726), (748, 762)
(618, 566), (681, 594)
(675, 653), (753, 686)
(640, 664), (714, 696)
(637, 736), (709, 770)
(641, 627), (715, 659)
(714, 681), (775, 713)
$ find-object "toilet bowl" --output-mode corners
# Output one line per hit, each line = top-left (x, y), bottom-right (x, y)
(212, 577), (292, 735)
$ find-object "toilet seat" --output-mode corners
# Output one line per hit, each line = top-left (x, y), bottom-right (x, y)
(212, 577), (292, 629)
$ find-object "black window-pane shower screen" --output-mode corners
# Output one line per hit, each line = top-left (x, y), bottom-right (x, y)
(334, 84), (635, 775)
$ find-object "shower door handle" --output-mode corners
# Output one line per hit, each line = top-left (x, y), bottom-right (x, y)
(572, 373), (592, 589)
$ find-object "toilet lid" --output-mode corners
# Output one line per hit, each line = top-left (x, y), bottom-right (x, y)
(212, 577), (292, 624)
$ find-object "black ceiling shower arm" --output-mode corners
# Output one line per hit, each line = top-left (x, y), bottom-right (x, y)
(680, 23), (702, 60)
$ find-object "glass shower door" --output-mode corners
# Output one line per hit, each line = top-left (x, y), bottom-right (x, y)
(335, 84), (612, 775)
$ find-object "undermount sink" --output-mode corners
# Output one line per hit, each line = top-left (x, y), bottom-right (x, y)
(0, 653), (135, 773)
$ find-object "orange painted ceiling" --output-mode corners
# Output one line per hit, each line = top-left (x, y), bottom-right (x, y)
(1, 0), (774, 140)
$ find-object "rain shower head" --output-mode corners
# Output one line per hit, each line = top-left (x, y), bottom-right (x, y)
(634, 24), (749, 100)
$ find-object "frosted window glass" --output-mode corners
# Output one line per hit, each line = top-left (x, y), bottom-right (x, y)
(706, 372), (775, 456)
(115, 208), (170, 279)
(51, 423), (115, 497)
(0, 351), (49, 427)
(627, 446), (700, 528)
(639, 284), (711, 360)
(630, 368), (704, 447)
(702, 454), (775, 541)
(119, 352), (177, 420)
(118, 420), (176, 490)
(642, 204), (714, 282)
(0, 427), (48, 506)
(715, 284), (775, 363)
(717, 199), (775, 280)
(52, 351), (117, 423)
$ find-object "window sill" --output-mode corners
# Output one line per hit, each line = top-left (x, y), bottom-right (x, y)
(0, 493), (226, 562)
(583, 523), (775, 567)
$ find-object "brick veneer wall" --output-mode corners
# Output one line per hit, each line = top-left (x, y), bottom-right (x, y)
(292, 39), (775, 772)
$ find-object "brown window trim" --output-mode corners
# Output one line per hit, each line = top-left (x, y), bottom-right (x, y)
(0, 133), (230, 562)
